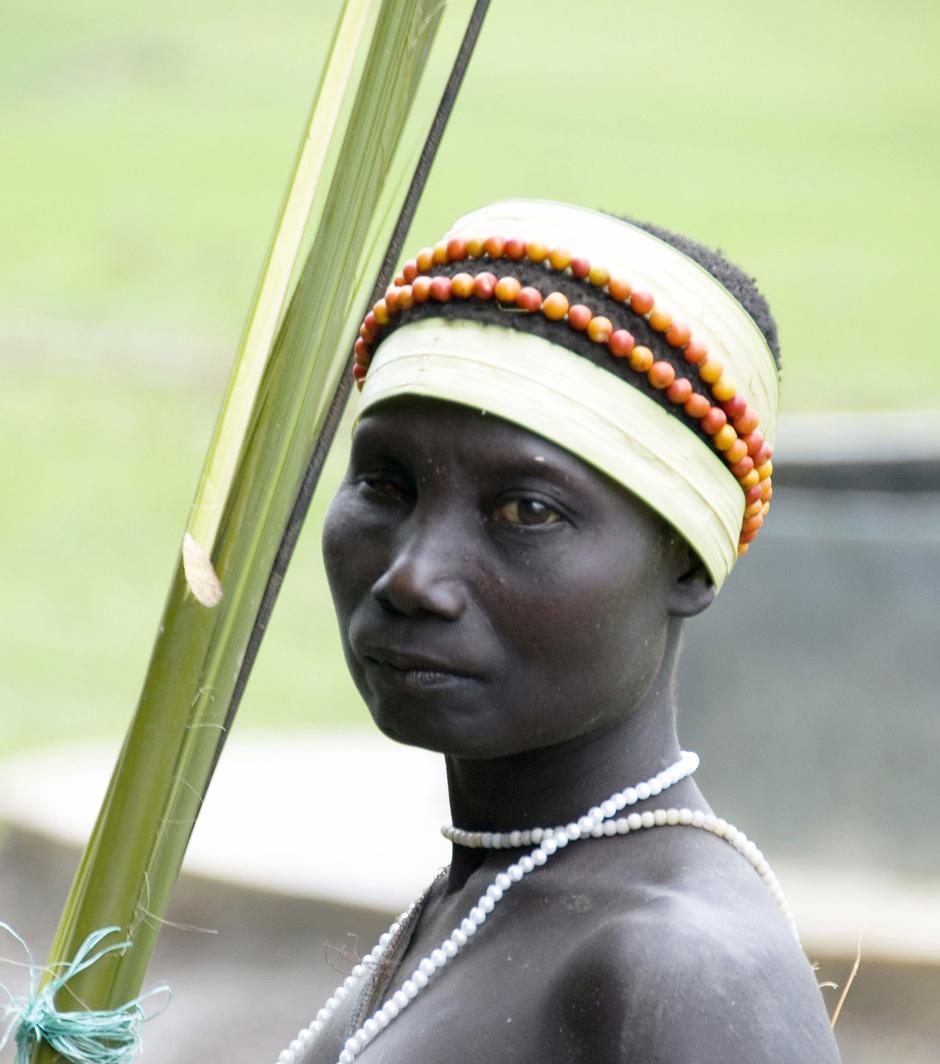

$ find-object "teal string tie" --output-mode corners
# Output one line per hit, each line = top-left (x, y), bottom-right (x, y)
(0, 923), (169, 1064)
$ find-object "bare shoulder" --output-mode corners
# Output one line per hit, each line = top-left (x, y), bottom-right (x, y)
(552, 869), (841, 1064)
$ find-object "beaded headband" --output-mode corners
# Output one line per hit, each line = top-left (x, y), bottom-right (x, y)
(352, 201), (777, 589)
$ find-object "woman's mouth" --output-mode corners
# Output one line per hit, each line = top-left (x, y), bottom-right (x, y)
(361, 649), (482, 689)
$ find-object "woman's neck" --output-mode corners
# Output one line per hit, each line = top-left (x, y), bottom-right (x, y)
(443, 666), (684, 889)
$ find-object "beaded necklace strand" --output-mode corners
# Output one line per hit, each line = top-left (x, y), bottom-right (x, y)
(273, 752), (796, 1064)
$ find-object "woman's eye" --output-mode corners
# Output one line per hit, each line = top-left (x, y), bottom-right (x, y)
(358, 474), (410, 501)
(494, 498), (562, 528)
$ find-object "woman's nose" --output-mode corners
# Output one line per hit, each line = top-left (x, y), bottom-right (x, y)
(370, 519), (467, 620)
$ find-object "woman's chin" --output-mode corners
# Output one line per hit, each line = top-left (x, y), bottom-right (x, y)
(367, 706), (496, 758)
(364, 701), (567, 761)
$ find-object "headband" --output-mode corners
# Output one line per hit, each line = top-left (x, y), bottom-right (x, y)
(353, 200), (777, 589)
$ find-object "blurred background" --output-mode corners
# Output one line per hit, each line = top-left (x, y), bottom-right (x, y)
(1, 1), (938, 1061)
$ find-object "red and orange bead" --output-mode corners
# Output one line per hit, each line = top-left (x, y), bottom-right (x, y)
(516, 286), (543, 312)
(549, 247), (571, 271)
(711, 378), (736, 402)
(451, 273), (475, 299)
(732, 456), (755, 479)
(473, 271), (497, 300)
(725, 439), (749, 465)
(568, 304), (592, 331)
(608, 329), (636, 358)
(753, 441), (773, 466)
(699, 358), (723, 384)
(722, 395), (748, 420)
(495, 276), (522, 303)
(542, 292), (569, 321)
(360, 312), (378, 342)
(666, 322), (691, 348)
(629, 345), (654, 373)
(608, 277), (632, 302)
(684, 393), (711, 419)
(588, 264), (610, 288)
(713, 424), (738, 451)
(526, 241), (549, 264)
(734, 409), (760, 436)
(587, 315), (613, 343)
(666, 377), (693, 405)
(742, 430), (764, 457)
(745, 500), (763, 519)
(648, 361), (676, 390)
(630, 290), (654, 315)
(699, 407), (727, 436)
(429, 276), (452, 301)
(683, 340), (707, 365)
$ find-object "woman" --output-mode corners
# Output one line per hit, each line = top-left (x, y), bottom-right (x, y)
(279, 201), (841, 1063)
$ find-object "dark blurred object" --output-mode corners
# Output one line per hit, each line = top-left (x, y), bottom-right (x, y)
(681, 412), (940, 875)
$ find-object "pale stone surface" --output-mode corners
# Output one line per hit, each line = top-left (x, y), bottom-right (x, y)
(1, 733), (938, 961)
(0, 732), (451, 912)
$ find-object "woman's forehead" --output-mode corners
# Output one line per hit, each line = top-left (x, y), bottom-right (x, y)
(355, 396), (585, 471)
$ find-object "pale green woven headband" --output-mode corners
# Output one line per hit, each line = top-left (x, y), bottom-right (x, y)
(357, 200), (779, 589)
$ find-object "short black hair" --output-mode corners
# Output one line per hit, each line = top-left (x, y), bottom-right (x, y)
(620, 214), (781, 370)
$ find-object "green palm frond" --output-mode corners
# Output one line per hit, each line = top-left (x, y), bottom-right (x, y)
(30, 3), (488, 1059)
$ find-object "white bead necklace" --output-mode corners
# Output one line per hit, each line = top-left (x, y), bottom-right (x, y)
(447, 806), (799, 941)
(272, 751), (795, 1064)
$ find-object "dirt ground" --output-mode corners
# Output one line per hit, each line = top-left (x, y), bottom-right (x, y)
(2, 828), (938, 1064)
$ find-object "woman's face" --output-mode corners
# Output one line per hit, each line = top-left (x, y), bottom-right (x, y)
(322, 396), (688, 759)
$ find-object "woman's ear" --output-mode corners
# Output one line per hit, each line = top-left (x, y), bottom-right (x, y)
(666, 545), (716, 618)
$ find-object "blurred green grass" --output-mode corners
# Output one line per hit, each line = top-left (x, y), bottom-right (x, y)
(1, 0), (938, 753)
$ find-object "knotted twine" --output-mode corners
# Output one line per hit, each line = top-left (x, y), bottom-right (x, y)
(0, 924), (168, 1063)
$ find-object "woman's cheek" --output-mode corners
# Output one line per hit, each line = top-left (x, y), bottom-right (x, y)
(322, 488), (369, 603)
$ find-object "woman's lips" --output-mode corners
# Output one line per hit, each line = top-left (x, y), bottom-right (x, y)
(361, 647), (483, 688)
